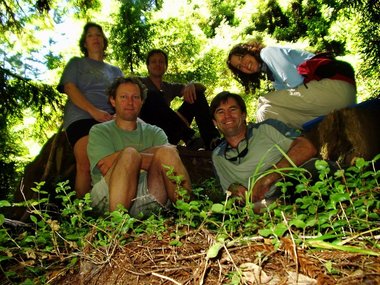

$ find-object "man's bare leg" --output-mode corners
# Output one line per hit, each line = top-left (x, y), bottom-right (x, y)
(147, 145), (191, 205)
(106, 147), (141, 211)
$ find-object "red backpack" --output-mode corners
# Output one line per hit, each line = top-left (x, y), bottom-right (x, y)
(297, 53), (356, 86)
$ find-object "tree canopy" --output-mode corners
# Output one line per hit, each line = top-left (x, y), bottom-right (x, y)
(1, 0), (379, 198)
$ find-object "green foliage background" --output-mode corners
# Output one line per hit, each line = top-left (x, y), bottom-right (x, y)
(0, 0), (379, 199)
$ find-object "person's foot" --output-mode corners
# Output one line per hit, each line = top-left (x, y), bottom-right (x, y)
(186, 136), (205, 151)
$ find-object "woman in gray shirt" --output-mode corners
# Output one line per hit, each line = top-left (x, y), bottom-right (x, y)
(57, 22), (123, 198)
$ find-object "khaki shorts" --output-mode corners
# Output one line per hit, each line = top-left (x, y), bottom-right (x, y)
(90, 171), (170, 218)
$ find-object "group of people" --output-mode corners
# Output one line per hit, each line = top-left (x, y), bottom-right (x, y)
(57, 22), (357, 217)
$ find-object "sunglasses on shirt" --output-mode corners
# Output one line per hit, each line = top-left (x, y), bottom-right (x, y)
(224, 136), (249, 162)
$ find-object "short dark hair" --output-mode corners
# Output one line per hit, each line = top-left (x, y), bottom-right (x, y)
(210, 91), (247, 118)
(146, 49), (168, 66)
(79, 22), (108, 57)
(108, 77), (147, 101)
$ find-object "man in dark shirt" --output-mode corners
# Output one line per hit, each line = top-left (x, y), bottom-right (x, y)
(139, 49), (220, 151)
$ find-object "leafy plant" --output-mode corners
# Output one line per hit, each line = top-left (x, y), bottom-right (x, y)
(0, 156), (379, 283)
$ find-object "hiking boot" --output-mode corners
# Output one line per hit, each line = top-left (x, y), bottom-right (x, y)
(186, 136), (205, 151)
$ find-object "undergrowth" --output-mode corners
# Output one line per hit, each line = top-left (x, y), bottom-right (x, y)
(0, 156), (379, 284)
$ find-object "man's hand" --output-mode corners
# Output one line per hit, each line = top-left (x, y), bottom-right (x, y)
(182, 83), (197, 104)
(228, 183), (247, 206)
(97, 152), (120, 176)
(251, 176), (273, 202)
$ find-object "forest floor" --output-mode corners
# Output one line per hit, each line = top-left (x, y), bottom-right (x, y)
(51, 225), (380, 285)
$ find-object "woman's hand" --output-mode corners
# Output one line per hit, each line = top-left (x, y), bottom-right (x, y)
(90, 108), (114, 122)
(64, 82), (113, 122)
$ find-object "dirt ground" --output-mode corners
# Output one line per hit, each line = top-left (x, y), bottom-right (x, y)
(50, 226), (380, 285)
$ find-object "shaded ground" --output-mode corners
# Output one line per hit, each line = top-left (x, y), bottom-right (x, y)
(50, 226), (380, 285)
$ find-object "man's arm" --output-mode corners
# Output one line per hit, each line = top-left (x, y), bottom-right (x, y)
(98, 144), (174, 175)
(251, 136), (317, 202)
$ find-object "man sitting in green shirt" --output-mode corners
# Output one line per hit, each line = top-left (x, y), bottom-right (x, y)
(87, 77), (192, 217)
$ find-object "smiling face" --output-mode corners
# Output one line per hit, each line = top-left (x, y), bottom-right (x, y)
(110, 82), (143, 122)
(229, 54), (261, 74)
(213, 97), (247, 139)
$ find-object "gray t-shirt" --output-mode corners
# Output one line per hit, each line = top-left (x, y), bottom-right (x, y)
(87, 120), (168, 184)
(212, 119), (299, 191)
(57, 57), (123, 128)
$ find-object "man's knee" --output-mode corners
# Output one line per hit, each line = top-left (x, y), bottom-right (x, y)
(154, 145), (181, 163)
(119, 147), (141, 168)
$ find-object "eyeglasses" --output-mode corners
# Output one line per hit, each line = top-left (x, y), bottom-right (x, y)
(224, 136), (249, 162)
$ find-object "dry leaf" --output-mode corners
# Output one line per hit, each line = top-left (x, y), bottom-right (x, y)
(240, 262), (272, 284)
(287, 271), (317, 285)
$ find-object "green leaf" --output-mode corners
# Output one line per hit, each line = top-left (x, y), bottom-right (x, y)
(29, 215), (37, 224)
(354, 158), (366, 169)
(169, 240), (183, 247)
(309, 233), (346, 241)
(307, 240), (380, 256)
(0, 255), (12, 262)
(368, 213), (379, 219)
(199, 210), (208, 219)
(211, 203), (224, 213)
(315, 159), (329, 170)
(273, 209), (283, 217)
(0, 200), (11, 207)
(308, 204), (318, 214)
(273, 223), (288, 237)
(69, 257), (78, 267)
(325, 260), (333, 273)
(331, 193), (350, 203)
(289, 218), (306, 229)
(258, 228), (273, 237)
(207, 241), (224, 259)
(65, 234), (82, 241)
(305, 218), (317, 228)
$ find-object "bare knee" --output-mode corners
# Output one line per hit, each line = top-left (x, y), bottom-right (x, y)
(154, 145), (180, 163)
(118, 147), (141, 169)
